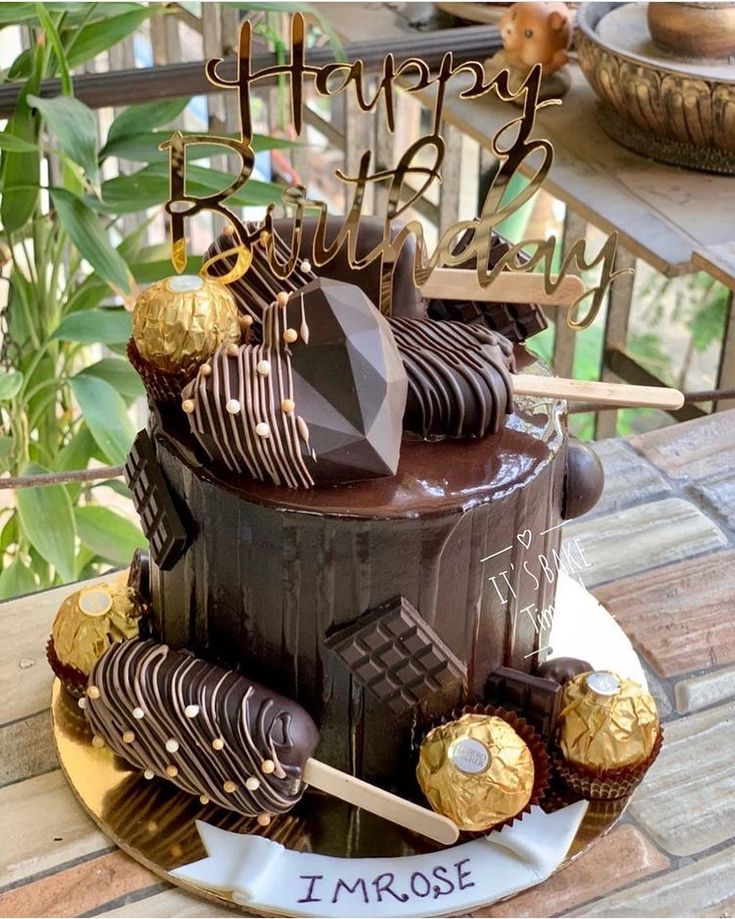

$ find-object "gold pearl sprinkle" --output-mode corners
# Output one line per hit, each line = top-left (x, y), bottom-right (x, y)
(246, 776), (261, 791)
(226, 398), (241, 414)
(91, 734), (105, 748)
(184, 704), (199, 718)
(199, 794), (210, 805)
(276, 291), (289, 308)
(259, 230), (270, 246)
(301, 259), (312, 273)
(77, 698), (86, 710)
(281, 399), (296, 414)
(261, 759), (275, 775)
(87, 685), (100, 700)
(182, 399), (195, 414)
(283, 328), (298, 344)
(166, 765), (178, 778)
(132, 707), (145, 719)
(122, 730), (136, 744)
(143, 769), (154, 780)
(257, 813), (272, 827)
(170, 843), (183, 859)
(255, 422), (270, 438)
(165, 738), (179, 753)
(226, 343), (239, 357)
(240, 314), (254, 327)
(212, 737), (225, 751)
(223, 780), (237, 793)
(200, 363), (212, 377)
(256, 360), (271, 377)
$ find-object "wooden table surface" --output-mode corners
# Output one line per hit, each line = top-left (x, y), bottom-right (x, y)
(1, 409), (735, 917)
(316, 2), (735, 286)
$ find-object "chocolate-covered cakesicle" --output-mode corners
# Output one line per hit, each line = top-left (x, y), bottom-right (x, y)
(390, 318), (515, 439)
(85, 639), (319, 820)
(85, 639), (458, 844)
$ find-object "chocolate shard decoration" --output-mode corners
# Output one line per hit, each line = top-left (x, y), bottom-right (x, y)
(426, 231), (548, 343)
(390, 318), (515, 439)
(325, 596), (466, 714)
(485, 666), (562, 746)
(124, 430), (190, 570)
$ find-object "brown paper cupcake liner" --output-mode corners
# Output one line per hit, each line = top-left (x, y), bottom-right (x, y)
(422, 703), (551, 835)
(553, 726), (664, 800)
(47, 636), (87, 699)
(127, 338), (197, 405)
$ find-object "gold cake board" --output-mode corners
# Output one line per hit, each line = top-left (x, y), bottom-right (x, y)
(53, 573), (639, 917)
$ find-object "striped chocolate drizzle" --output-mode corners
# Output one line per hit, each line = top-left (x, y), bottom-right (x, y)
(390, 318), (516, 439)
(182, 297), (315, 488)
(85, 639), (318, 818)
(205, 226), (315, 332)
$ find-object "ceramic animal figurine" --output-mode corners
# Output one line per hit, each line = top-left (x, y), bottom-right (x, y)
(487, 1), (573, 102)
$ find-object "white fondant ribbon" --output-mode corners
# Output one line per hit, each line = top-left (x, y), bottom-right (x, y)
(172, 801), (588, 917)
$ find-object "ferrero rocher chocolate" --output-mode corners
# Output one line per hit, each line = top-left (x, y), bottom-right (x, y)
(558, 671), (659, 771)
(417, 713), (535, 832)
(132, 275), (240, 375)
(50, 583), (142, 681)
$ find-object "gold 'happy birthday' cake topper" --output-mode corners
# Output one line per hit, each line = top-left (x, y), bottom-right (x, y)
(161, 12), (625, 330)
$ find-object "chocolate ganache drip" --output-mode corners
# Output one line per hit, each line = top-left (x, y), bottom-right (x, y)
(390, 318), (516, 439)
(84, 639), (320, 819)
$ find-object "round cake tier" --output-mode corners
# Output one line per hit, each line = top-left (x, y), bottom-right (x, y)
(149, 356), (568, 784)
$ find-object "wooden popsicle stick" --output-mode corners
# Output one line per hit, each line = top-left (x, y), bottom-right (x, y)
(513, 374), (685, 411)
(419, 268), (585, 307)
(303, 757), (459, 846)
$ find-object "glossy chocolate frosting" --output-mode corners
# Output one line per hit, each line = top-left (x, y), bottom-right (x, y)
(85, 639), (319, 818)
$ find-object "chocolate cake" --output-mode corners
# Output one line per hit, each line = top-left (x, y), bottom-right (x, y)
(123, 217), (604, 787)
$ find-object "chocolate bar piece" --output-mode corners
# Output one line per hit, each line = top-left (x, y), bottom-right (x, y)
(124, 430), (189, 571)
(325, 596), (466, 714)
(485, 666), (561, 745)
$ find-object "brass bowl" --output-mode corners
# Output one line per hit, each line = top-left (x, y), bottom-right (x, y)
(576, 2), (735, 174)
(648, 2), (735, 58)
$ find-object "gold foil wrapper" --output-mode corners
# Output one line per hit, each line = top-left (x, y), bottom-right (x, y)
(559, 671), (659, 771)
(417, 713), (535, 832)
(51, 584), (142, 677)
(132, 275), (240, 375)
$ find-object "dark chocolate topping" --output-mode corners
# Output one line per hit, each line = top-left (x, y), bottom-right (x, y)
(183, 278), (408, 487)
(325, 596), (466, 714)
(563, 440), (605, 520)
(85, 639), (320, 818)
(391, 318), (515, 439)
(536, 657), (593, 685)
(205, 225), (316, 330)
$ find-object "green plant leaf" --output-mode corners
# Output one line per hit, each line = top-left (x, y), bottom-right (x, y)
(54, 425), (96, 472)
(69, 374), (135, 464)
(105, 96), (189, 148)
(1, 74), (41, 234)
(53, 308), (132, 344)
(0, 557), (38, 600)
(0, 436), (14, 462)
(75, 505), (144, 566)
(29, 95), (100, 192)
(79, 357), (144, 401)
(101, 130), (299, 165)
(132, 257), (201, 284)
(16, 463), (76, 583)
(34, 4), (72, 96)
(0, 4), (141, 26)
(66, 8), (158, 69)
(51, 188), (133, 293)
(0, 132), (38, 153)
(63, 276), (112, 315)
(96, 164), (281, 215)
(0, 370), (24, 400)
